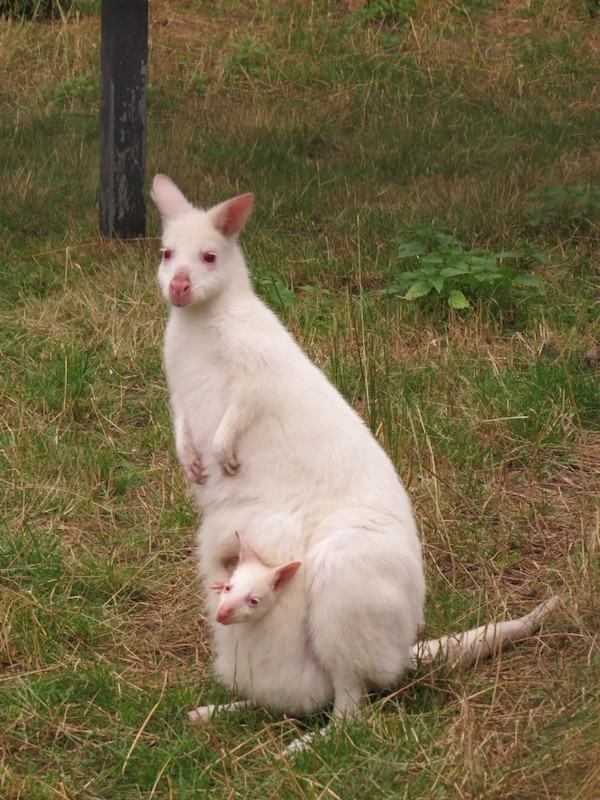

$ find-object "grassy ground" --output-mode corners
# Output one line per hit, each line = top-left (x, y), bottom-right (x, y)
(1, 1), (599, 797)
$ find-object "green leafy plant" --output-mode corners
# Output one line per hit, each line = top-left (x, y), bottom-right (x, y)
(383, 226), (546, 309)
(527, 184), (600, 232)
(253, 269), (297, 309)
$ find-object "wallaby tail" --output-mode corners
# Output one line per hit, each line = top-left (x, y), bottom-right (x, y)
(409, 595), (559, 670)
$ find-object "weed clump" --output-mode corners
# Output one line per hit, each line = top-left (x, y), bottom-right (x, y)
(383, 226), (546, 310)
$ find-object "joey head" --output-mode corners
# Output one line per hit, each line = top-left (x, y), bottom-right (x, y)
(211, 531), (301, 626)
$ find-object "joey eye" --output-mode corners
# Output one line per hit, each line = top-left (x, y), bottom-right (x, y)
(162, 248), (173, 260)
(223, 584), (232, 593)
(247, 596), (260, 608)
(202, 251), (217, 265)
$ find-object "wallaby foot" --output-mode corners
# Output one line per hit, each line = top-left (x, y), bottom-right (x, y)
(282, 679), (363, 757)
(282, 725), (330, 757)
(188, 700), (251, 725)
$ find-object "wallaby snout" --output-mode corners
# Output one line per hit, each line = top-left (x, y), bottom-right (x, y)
(169, 274), (192, 306)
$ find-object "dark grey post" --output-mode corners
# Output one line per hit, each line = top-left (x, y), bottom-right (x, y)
(100, 0), (148, 238)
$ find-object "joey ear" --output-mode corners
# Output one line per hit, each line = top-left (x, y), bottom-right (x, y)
(151, 174), (194, 221)
(272, 561), (302, 591)
(210, 193), (254, 238)
(234, 530), (263, 565)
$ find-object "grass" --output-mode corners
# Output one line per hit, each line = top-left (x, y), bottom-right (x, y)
(0, 0), (599, 797)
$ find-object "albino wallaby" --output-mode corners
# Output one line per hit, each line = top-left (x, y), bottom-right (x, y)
(152, 174), (425, 725)
(150, 176), (555, 748)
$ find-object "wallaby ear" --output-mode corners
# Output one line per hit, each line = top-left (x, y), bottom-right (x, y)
(234, 530), (263, 565)
(272, 561), (302, 591)
(151, 174), (194, 221)
(210, 193), (254, 238)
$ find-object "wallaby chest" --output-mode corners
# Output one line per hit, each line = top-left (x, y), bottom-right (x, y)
(164, 314), (233, 448)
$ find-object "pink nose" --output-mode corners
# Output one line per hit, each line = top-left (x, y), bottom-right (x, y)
(169, 275), (191, 306)
(216, 606), (232, 625)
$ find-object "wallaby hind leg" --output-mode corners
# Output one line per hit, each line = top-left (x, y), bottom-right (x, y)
(188, 700), (251, 725)
(283, 676), (364, 757)
(332, 676), (364, 719)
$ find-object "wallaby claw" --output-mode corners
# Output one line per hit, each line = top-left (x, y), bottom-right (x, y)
(221, 452), (240, 477)
(186, 455), (208, 484)
(212, 438), (241, 477)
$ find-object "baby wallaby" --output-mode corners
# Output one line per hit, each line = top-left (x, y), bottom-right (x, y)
(210, 531), (301, 626)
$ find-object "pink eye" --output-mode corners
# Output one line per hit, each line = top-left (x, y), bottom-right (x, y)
(247, 597), (260, 608)
(162, 248), (173, 260)
(202, 251), (217, 265)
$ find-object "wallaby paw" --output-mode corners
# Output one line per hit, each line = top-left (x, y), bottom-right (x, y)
(282, 735), (311, 757)
(280, 726), (328, 758)
(185, 454), (209, 485)
(221, 453), (241, 476)
(213, 444), (241, 477)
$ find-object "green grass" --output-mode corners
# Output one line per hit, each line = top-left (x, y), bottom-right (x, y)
(1, 1), (599, 798)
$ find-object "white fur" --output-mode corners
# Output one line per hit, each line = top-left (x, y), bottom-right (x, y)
(152, 175), (425, 716)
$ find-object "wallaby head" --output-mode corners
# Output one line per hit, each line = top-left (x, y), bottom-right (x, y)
(151, 174), (254, 309)
(211, 531), (301, 626)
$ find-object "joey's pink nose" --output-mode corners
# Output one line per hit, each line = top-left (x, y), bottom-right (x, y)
(169, 276), (192, 306)
(216, 606), (232, 625)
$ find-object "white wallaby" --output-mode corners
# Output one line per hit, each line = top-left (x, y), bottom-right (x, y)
(151, 176), (555, 750)
(152, 174), (425, 725)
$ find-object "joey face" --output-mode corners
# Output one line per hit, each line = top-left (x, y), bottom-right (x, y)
(211, 532), (302, 626)
(214, 563), (280, 625)
(151, 174), (254, 309)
